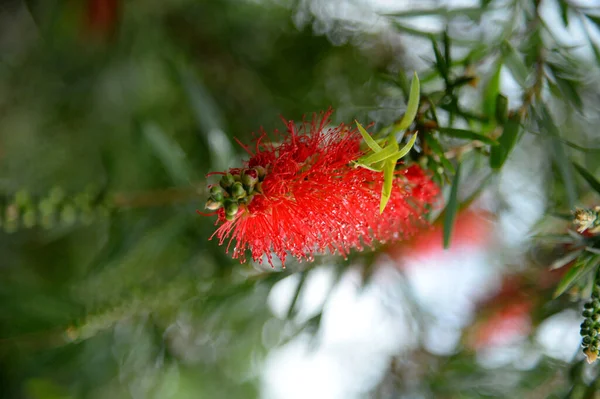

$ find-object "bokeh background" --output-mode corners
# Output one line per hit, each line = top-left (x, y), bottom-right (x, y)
(1, 0), (600, 398)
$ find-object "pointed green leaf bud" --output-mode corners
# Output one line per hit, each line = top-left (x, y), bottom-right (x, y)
(231, 182), (246, 199)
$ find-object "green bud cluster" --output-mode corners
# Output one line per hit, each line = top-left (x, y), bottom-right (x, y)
(581, 281), (600, 363)
(0, 187), (110, 233)
(204, 168), (265, 221)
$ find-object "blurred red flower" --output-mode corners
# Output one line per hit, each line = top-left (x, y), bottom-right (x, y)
(204, 109), (439, 267)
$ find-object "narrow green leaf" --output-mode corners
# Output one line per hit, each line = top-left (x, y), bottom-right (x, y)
(432, 38), (449, 82)
(489, 114), (521, 169)
(585, 13), (600, 30)
(443, 162), (461, 248)
(356, 121), (382, 152)
(589, 35), (600, 66)
(549, 65), (583, 112)
(573, 163), (600, 195)
(550, 250), (583, 270)
(438, 127), (498, 145)
(391, 21), (442, 39)
(443, 31), (452, 70)
(553, 254), (598, 298)
(380, 161), (395, 214)
(495, 94), (509, 124)
(141, 122), (191, 185)
(558, 0), (569, 26)
(500, 41), (528, 87)
(394, 133), (418, 161)
(396, 72), (421, 131)
(483, 63), (502, 119)
(359, 144), (400, 165)
(538, 105), (577, 209)
(424, 135), (455, 174)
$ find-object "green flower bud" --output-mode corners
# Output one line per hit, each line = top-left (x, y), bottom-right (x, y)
(231, 182), (247, 199)
(254, 181), (263, 194)
(583, 319), (592, 327)
(205, 199), (223, 211)
(210, 186), (224, 202)
(584, 310), (592, 318)
(593, 313), (600, 322)
(242, 169), (259, 188)
(255, 166), (267, 178)
(224, 200), (239, 221)
(220, 173), (236, 189)
(583, 336), (592, 345)
(585, 302), (594, 309)
(582, 328), (590, 337)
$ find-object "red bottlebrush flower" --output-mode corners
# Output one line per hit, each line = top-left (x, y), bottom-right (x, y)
(203, 109), (439, 267)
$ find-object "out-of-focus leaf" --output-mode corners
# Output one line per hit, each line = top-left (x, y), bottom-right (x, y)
(390, 21), (442, 39)
(585, 13), (600, 30)
(590, 37), (600, 66)
(380, 160), (395, 214)
(539, 105), (577, 209)
(550, 249), (583, 270)
(490, 114), (520, 169)
(396, 72), (420, 131)
(553, 254), (599, 298)
(356, 121), (382, 152)
(141, 122), (191, 185)
(443, 31), (451, 71)
(495, 94), (509, 124)
(501, 40), (528, 87)
(432, 37), (449, 82)
(383, 6), (484, 19)
(573, 163), (600, 196)
(483, 63), (502, 119)
(558, 0), (569, 26)
(424, 134), (455, 174)
(549, 65), (583, 112)
(443, 161), (461, 248)
(438, 127), (498, 145)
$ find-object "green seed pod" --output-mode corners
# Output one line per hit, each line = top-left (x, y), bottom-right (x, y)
(242, 169), (259, 188)
(220, 173), (236, 189)
(593, 313), (600, 322)
(254, 182), (263, 194)
(231, 182), (247, 200)
(585, 302), (594, 309)
(205, 199), (223, 211)
(584, 310), (592, 318)
(592, 290), (600, 299)
(582, 328), (589, 337)
(593, 300), (600, 309)
(584, 336), (592, 345)
(583, 319), (592, 327)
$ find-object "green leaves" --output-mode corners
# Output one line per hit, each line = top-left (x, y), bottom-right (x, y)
(500, 40), (528, 87)
(438, 127), (498, 145)
(396, 72), (421, 131)
(355, 72), (421, 214)
(489, 114), (521, 169)
(553, 253), (600, 299)
(443, 161), (461, 249)
(573, 163), (600, 195)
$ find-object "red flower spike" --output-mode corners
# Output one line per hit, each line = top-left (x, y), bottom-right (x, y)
(203, 109), (440, 267)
